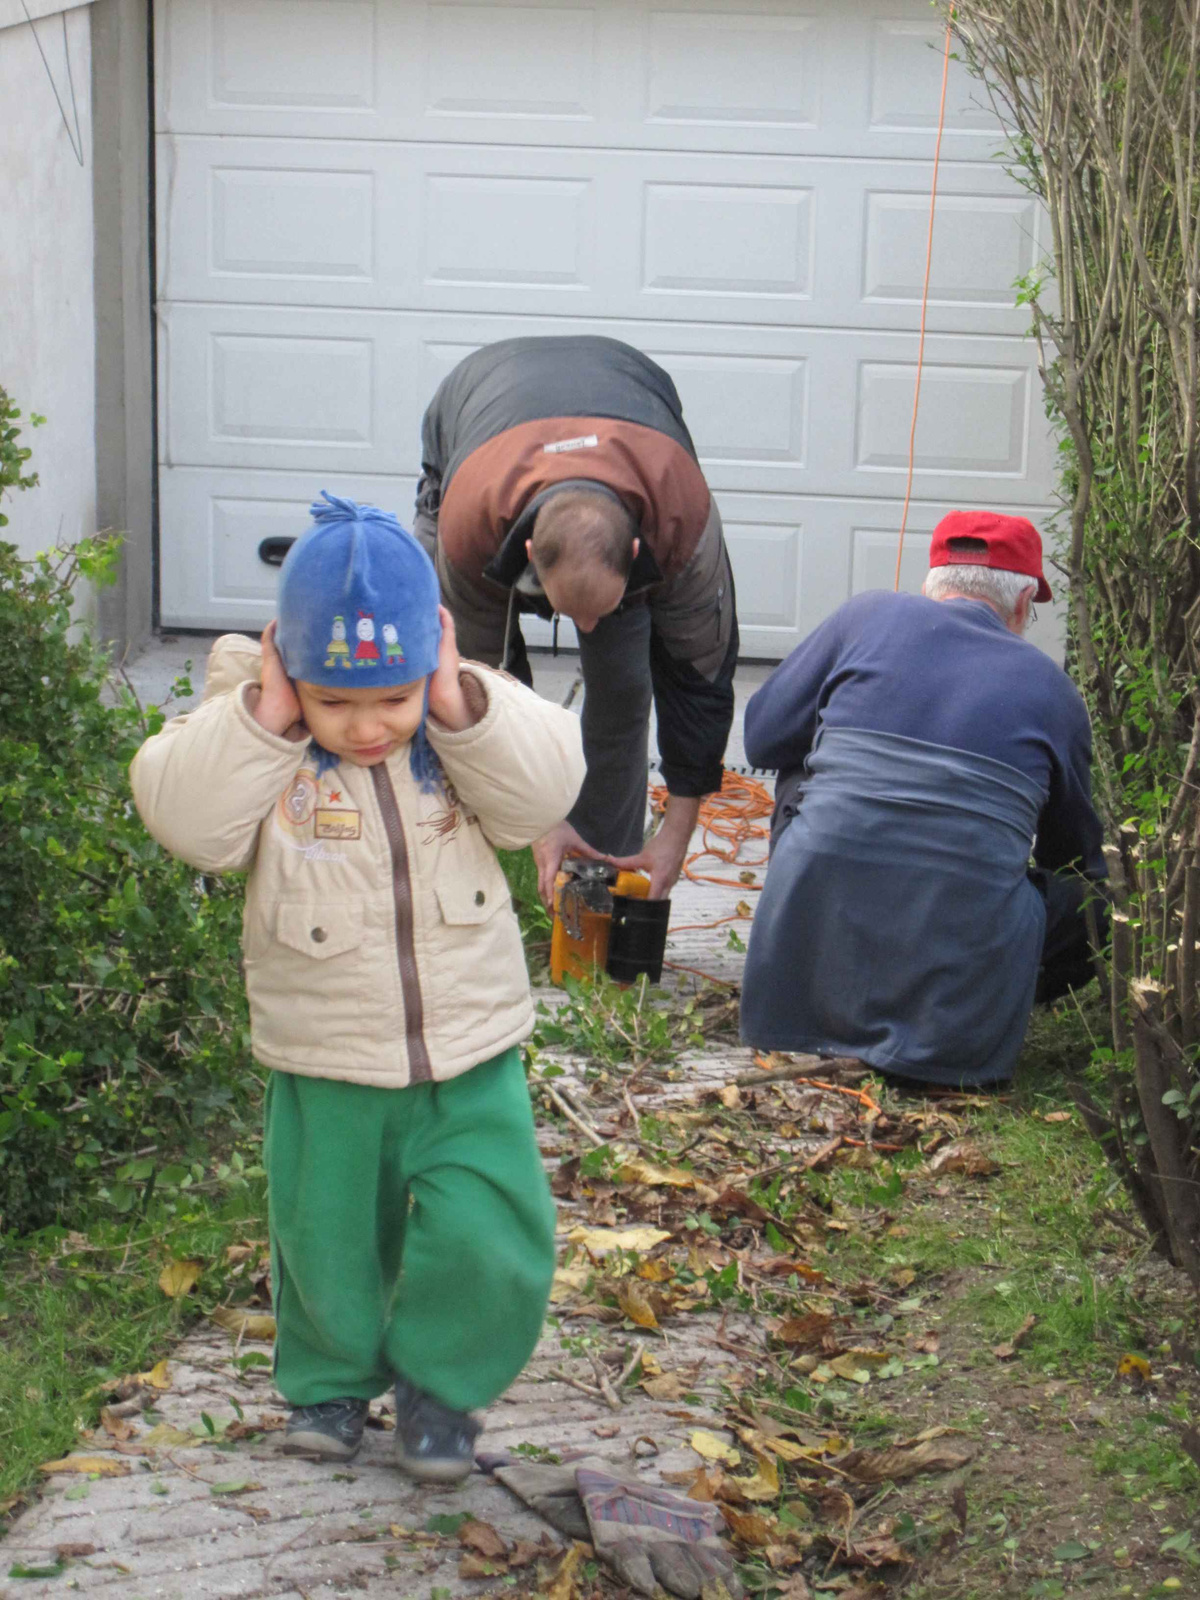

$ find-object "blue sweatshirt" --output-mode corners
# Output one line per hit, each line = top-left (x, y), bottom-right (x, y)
(745, 590), (1103, 876)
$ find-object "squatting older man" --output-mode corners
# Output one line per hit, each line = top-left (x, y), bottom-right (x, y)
(740, 511), (1105, 1088)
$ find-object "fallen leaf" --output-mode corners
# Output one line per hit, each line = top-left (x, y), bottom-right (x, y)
(143, 1359), (171, 1390)
(508, 1536), (556, 1568)
(1117, 1352), (1151, 1381)
(459, 1552), (506, 1579)
(910, 1331), (940, 1355)
(55, 1543), (96, 1559)
(99, 1406), (136, 1442)
(993, 1314), (1037, 1360)
(210, 1306), (276, 1342)
(690, 1429), (741, 1467)
(548, 1264), (592, 1303)
(774, 1312), (835, 1350)
(804, 1484), (855, 1527)
(232, 1503), (272, 1523)
(158, 1259), (203, 1299)
(720, 1506), (778, 1547)
(616, 1280), (659, 1329)
(635, 1258), (674, 1282)
(951, 1485), (968, 1532)
(642, 1372), (690, 1401)
(728, 1451), (780, 1503)
(771, 1577), (814, 1599)
(616, 1155), (696, 1189)
(834, 1438), (973, 1483)
(40, 1456), (130, 1478)
(1043, 1110), (1072, 1123)
(827, 1349), (891, 1383)
(210, 1480), (263, 1496)
(566, 1225), (672, 1257)
(545, 1541), (588, 1600)
(889, 1266), (916, 1289)
(719, 1084), (743, 1110)
(851, 1531), (913, 1568)
(460, 1519), (508, 1560)
(593, 1423), (621, 1438)
(926, 1141), (1000, 1177)
(139, 1423), (203, 1450)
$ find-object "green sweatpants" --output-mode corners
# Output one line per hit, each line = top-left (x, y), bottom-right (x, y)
(263, 1048), (557, 1413)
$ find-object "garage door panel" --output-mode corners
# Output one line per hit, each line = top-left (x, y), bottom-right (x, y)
(211, 0), (379, 111)
(425, 2), (597, 119)
(423, 174), (596, 287)
(163, 305), (1051, 501)
(158, 0), (1003, 161)
(855, 361), (1032, 477)
(652, 352), (808, 466)
(645, 10), (820, 129)
(159, 468), (421, 629)
(160, 137), (1037, 337)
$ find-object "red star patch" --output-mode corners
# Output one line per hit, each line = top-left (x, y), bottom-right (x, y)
(327, 790), (342, 804)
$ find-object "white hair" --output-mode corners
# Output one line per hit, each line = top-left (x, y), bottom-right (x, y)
(923, 563), (1037, 620)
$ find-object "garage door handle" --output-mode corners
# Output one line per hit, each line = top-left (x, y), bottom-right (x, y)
(258, 537), (295, 567)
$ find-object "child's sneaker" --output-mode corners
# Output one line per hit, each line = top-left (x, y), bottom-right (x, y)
(282, 1397), (370, 1460)
(392, 1377), (480, 1483)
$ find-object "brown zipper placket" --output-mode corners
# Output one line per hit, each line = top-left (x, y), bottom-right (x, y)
(370, 763), (432, 1083)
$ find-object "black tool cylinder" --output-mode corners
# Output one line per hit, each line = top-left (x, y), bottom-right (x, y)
(605, 894), (671, 984)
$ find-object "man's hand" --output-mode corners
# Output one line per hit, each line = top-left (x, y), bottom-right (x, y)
(250, 620), (306, 740)
(533, 821), (608, 911)
(428, 607), (480, 731)
(609, 794), (701, 900)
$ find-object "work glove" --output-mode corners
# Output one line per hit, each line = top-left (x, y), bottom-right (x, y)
(487, 1454), (742, 1600)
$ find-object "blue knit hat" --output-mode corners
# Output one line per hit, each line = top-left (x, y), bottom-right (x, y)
(276, 492), (443, 790)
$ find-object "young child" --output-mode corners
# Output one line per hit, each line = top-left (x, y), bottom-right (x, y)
(131, 493), (585, 1481)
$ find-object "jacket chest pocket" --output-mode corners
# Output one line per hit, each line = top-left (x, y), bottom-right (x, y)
(435, 879), (508, 927)
(274, 903), (365, 960)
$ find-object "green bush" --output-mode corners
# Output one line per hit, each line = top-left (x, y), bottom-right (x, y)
(0, 400), (254, 1237)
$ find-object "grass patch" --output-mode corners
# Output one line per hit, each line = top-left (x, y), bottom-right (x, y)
(0, 1177), (267, 1512)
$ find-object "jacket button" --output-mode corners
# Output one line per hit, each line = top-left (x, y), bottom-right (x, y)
(474, 890), (485, 906)
(311, 927), (328, 943)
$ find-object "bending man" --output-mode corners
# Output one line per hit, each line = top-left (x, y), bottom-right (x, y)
(414, 336), (738, 903)
(740, 512), (1105, 1087)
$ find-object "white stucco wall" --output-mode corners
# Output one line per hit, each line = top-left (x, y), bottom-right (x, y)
(0, 1), (95, 562)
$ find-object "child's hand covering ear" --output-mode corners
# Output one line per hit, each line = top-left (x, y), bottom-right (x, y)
(250, 620), (307, 741)
(427, 607), (482, 732)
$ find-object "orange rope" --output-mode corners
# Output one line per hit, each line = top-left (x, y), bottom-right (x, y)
(893, 11), (955, 592)
(650, 770), (773, 890)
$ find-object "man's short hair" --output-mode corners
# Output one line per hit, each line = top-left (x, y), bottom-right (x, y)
(923, 562), (1039, 618)
(530, 489), (635, 579)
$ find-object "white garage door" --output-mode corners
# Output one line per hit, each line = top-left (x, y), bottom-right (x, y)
(154, 0), (1052, 657)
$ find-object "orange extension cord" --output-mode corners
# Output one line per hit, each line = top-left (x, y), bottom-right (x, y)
(650, 22), (955, 989)
(893, 12), (955, 591)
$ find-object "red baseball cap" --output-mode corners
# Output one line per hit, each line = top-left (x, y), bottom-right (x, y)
(928, 510), (1052, 603)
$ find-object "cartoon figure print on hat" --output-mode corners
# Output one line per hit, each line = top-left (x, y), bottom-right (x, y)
(382, 623), (405, 668)
(324, 615), (352, 670)
(354, 612), (381, 666)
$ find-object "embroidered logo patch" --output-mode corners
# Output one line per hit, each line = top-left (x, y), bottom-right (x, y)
(279, 770), (318, 827)
(315, 808), (362, 841)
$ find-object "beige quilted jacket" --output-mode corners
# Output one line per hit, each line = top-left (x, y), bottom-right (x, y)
(130, 635), (585, 1088)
